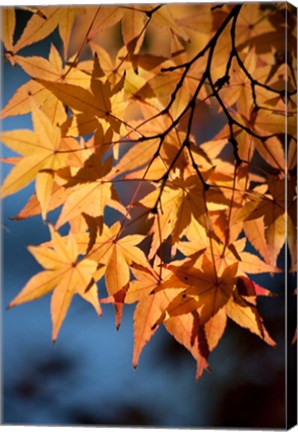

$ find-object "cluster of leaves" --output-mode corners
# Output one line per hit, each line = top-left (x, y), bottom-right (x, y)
(1, 3), (297, 378)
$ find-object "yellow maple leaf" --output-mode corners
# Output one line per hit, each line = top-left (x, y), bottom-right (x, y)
(2, 8), (16, 53)
(75, 222), (152, 296)
(36, 53), (127, 136)
(8, 226), (101, 342)
(1, 100), (73, 218)
(12, 6), (85, 58)
(226, 292), (276, 346)
(55, 153), (126, 229)
(161, 257), (238, 324)
(140, 173), (226, 258)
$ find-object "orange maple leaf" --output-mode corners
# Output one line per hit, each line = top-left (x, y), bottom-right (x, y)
(8, 226), (101, 342)
(0, 100), (83, 219)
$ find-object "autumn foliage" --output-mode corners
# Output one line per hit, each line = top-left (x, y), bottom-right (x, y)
(1, 3), (297, 378)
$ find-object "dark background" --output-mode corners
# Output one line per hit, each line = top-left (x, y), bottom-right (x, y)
(1, 7), (296, 428)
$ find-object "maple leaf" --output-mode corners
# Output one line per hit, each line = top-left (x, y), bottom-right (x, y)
(237, 175), (296, 267)
(12, 6), (85, 58)
(226, 292), (276, 346)
(199, 308), (227, 354)
(1, 102), (62, 191)
(75, 222), (152, 297)
(55, 151), (126, 229)
(216, 48), (257, 114)
(178, 236), (280, 277)
(188, 308), (227, 369)
(70, 6), (124, 48)
(110, 103), (191, 180)
(11, 183), (71, 221)
(242, 216), (271, 264)
(0, 100), (81, 218)
(164, 312), (210, 379)
(125, 256), (228, 373)
(146, 4), (191, 43)
(173, 3), (213, 40)
(8, 226), (101, 342)
(2, 8), (16, 53)
(1, 44), (93, 122)
(36, 53), (127, 136)
(125, 263), (184, 367)
(198, 165), (253, 245)
(89, 42), (170, 115)
(140, 172), (227, 259)
(156, 253), (275, 348)
(214, 115), (286, 170)
(125, 260), (212, 375)
(154, 256), (238, 325)
(121, 7), (147, 53)
(235, 4), (278, 51)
